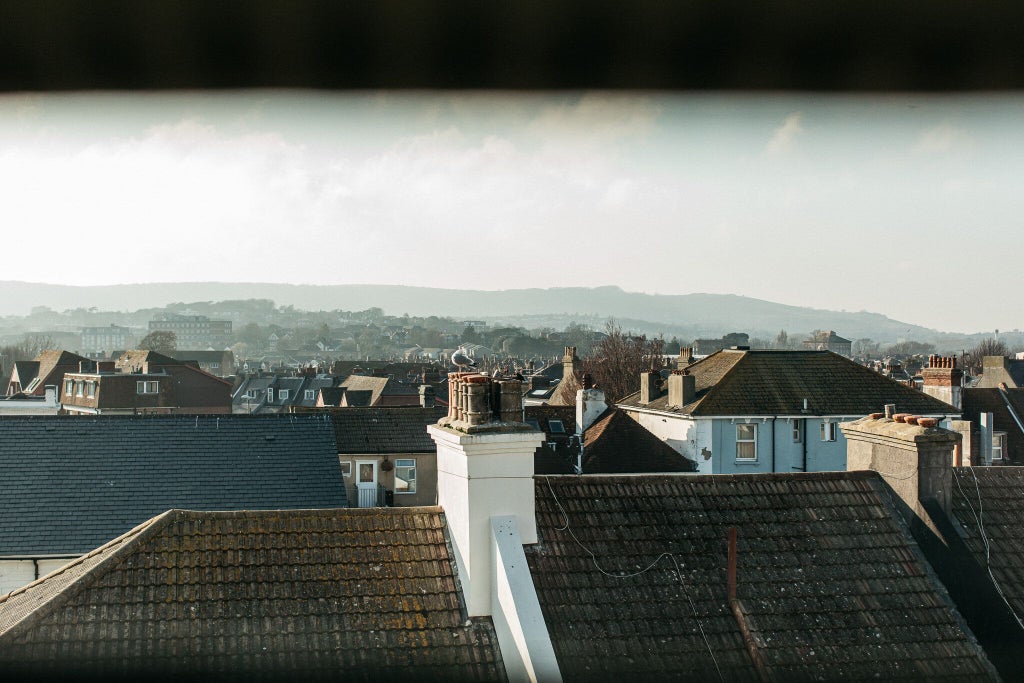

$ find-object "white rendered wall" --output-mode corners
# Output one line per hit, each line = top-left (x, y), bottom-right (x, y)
(0, 558), (76, 594)
(429, 425), (545, 617)
(490, 516), (562, 683)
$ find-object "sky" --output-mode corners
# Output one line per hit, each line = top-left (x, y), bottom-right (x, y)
(0, 91), (1020, 332)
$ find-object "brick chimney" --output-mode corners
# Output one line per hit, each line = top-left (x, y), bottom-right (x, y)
(418, 384), (436, 408)
(561, 346), (579, 383)
(841, 414), (960, 526)
(640, 371), (662, 404)
(667, 369), (696, 409)
(921, 355), (964, 410)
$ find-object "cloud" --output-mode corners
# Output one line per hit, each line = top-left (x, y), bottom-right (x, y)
(914, 123), (972, 153)
(765, 112), (804, 154)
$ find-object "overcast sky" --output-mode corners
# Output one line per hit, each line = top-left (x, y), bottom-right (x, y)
(0, 91), (1019, 332)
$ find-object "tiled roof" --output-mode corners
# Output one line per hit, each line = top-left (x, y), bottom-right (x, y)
(582, 409), (696, 473)
(0, 507), (505, 680)
(962, 389), (1024, 465)
(340, 375), (390, 405)
(619, 350), (957, 417)
(524, 405), (576, 438)
(951, 467), (1024, 620)
(527, 473), (995, 681)
(115, 349), (179, 371)
(0, 415), (346, 556)
(332, 407), (447, 454)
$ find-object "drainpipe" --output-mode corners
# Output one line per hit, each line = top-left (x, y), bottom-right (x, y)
(770, 417), (776, 473)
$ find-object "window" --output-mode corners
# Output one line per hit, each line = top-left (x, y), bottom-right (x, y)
(305, 390), (315, 400)
(136, 380), (159, 394)
(993, 432), (1007, 461)
(86, 381), (96, 398)
(267, 388), (274, 401)
(792, 419), (803, 443)
(339, 460), (353, 477)
(278, 389), (289, 400)
(395, 458), (417, 494)
(75, 381), (83, 397)
(820, 422), (837, 442)
(525, 418), (541, 430)
(736, 424), (757, 460)
(549, 419), (566, 434)
(64, 379), (74, 396)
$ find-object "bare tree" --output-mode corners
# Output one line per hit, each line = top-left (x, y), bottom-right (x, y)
(966, 337), (1009, 375)
(579, 321), (665, 404)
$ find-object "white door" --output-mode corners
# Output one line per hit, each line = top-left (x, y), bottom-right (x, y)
(355, 460), (378, 508)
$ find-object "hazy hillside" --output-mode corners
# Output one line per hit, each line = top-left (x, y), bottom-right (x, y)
(0, 280), (975, 344)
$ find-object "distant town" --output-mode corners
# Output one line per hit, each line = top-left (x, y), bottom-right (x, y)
(0, 293), (1022, 680)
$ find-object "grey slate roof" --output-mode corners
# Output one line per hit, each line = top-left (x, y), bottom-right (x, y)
(0, 507), (505, 681)
(332, 407), (447, 454)
(527, 472), (996, 681)
(951, 466), (1024, 620)
(619, 349), (958, 416)
(0, 415), (346, 556)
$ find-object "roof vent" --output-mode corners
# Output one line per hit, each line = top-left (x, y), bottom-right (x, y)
(730, 346), (750, 351)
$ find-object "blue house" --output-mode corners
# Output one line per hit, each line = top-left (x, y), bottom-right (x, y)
(618, 349), (960, 473)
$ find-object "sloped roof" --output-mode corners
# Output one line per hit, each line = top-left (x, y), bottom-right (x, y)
(619, 350), (957, 417)
(115, 349), (179, 372)
(527, 472), (995, 681)
(951, 467), (1024, 620)
(340, 375), (390, 405)
(0, 507), (504, 680)
(169, 350), (231, 363)
(9, 361), (39, 386)
(332, 407), (446, 454)
(581, 409), (696, 473)
(962, 389), (1024, 464)
(27, 350), (88, 395)
(0, 415), (346, 556)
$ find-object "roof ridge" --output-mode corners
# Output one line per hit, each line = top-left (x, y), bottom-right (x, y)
(0, 509), (180, 639)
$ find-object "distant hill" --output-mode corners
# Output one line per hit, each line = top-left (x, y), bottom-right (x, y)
(0, 280), (969, 344)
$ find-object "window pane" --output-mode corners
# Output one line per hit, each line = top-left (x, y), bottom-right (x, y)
(737, 441), (756, 460)
(395, 459), (417, 493)
(358, 463), (375, 483)
(737, 424), (755, 440)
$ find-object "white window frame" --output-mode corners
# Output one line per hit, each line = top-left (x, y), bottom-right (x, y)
(305, 389), (315, 400)
(65, 379), (74, 396)
(820, 421), (837, 442)
(278, 389), (289, 400)
(136, 380), (159, 394)
(394, 458), (417, 494)
(75, 381), (83, 397)
(339, 460), (353, 477)
(792, 419), (802, 443)
(267, 388), (274, 401)
(736, 423), (757, 461)
(993, 432), (1007, 461)
(548, 419), (566, 434)
(86, 381), (96, 398)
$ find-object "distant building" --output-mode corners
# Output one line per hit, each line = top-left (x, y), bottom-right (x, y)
(79, 324), (134, 354)
(148, 314), (232, 349)
(169, 349), (235, 377)
(5, 350), (88, 397)
(801, 329), (852, 356)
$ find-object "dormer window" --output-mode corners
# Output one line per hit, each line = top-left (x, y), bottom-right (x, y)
(549, 419), (566, 434)
(136, 381), (159, 394)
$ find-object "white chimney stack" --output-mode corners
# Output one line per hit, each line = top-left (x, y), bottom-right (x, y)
(576, 387), (607, 434)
